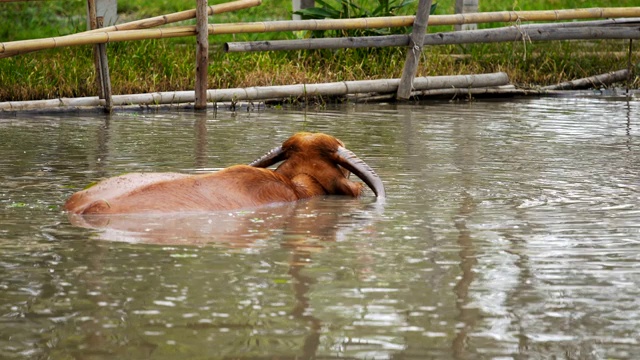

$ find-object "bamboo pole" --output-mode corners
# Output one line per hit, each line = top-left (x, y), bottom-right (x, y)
(85, 0), (261, 33)
(432, 7), (640, 25)
(225, 26), (640, 52)
(517, 17), (640, 28)
(210, 7), (640, 35)
(87, 0), (112, 112)
(195, 0), (209, 110)
(225, 36), (409, 52)
(3, 7), (640, 57)
(0, 27), (197, 57)
(352, 85), (550, 101)
(96, 17), (113, 112)
(0, 0), (261, 58)
(87, 0), (102, 98)
(397, 0), (432, 100)
(421, 26), (640, 45)
(541, 69), (631, 90)
(0, 73), (509, 111)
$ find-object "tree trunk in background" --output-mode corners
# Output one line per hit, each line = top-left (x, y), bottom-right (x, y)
(455, 0), (478, 31)
(292, 0), (315, 20)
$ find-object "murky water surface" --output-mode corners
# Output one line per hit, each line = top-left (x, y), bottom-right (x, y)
(1, 97), (639, 359)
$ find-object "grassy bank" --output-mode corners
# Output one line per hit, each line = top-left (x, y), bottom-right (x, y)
(0, 0), (638, 102)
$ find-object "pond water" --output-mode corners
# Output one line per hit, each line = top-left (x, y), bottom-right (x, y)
(1, 96), (639, 359)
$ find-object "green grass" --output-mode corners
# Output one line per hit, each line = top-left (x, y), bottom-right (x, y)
(0, 0), (637, 102)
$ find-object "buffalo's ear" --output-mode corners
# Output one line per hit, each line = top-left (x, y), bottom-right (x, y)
(334, 147), (385, 199)
(249, 146), (286, 168)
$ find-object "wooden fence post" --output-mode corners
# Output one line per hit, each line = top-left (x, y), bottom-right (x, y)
(195, 0), (209, 110)
(396, 0), (432, 100)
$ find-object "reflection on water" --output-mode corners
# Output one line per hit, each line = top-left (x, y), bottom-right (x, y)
(1, 96), (639, 359)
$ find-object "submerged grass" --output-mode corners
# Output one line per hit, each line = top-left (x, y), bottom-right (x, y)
(0, 0), (638, 102)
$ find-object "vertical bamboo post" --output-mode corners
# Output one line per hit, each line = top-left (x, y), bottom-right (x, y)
(88, 0), (112, 112)
(396, 0), (432, 100)
(87, 0), (103, 98)
(195, 0), (209, 110)
(96, 16), (113, 112)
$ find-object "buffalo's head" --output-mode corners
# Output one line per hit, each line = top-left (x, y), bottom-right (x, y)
(249, 132), (385, 199)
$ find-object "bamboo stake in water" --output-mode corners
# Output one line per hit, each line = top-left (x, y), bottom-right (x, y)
(541, 69), (631, 90)
(87, 0), (112, 112)
(397, 0), (432, 100)
(87, 0), (102, 98)
(195, 0), (209, 110)
(96, 17), (113, 112)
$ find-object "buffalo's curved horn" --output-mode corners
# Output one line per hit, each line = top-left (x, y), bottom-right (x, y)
(335, 147), (386, 199)
(249, 146), (286, 167)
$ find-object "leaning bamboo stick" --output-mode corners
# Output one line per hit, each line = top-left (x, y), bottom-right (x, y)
(0, 73), (509, 111)
(84, 0), (261, 33)
(3, 7), (640, 57)
(0, 27), (196, 57)
(397, 0), (432, 100)
(542, 69), (631, 90)
(225, 26), (640, 52)
(0, 0), (261, 58)
(352, 85), (549, 101)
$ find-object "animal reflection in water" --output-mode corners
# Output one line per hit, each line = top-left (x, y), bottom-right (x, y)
(67, 197), (381, 246)
(65, 132), (385, 215)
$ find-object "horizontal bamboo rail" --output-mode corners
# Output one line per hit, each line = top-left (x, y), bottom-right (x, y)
(2, 7), (640, 57)
(0, 72), (509, 111)
(225, 26), (640, 52)
(205, 7), (640, 34)
(517, 17), (640, 28)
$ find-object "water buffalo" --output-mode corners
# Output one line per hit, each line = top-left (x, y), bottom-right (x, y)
(64, 132), (385, 215)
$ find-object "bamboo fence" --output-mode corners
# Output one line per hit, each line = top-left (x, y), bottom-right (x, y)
(2, 7), (640, 57)
(0, 73), (509, 111)
(2, 4), (638, 109)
